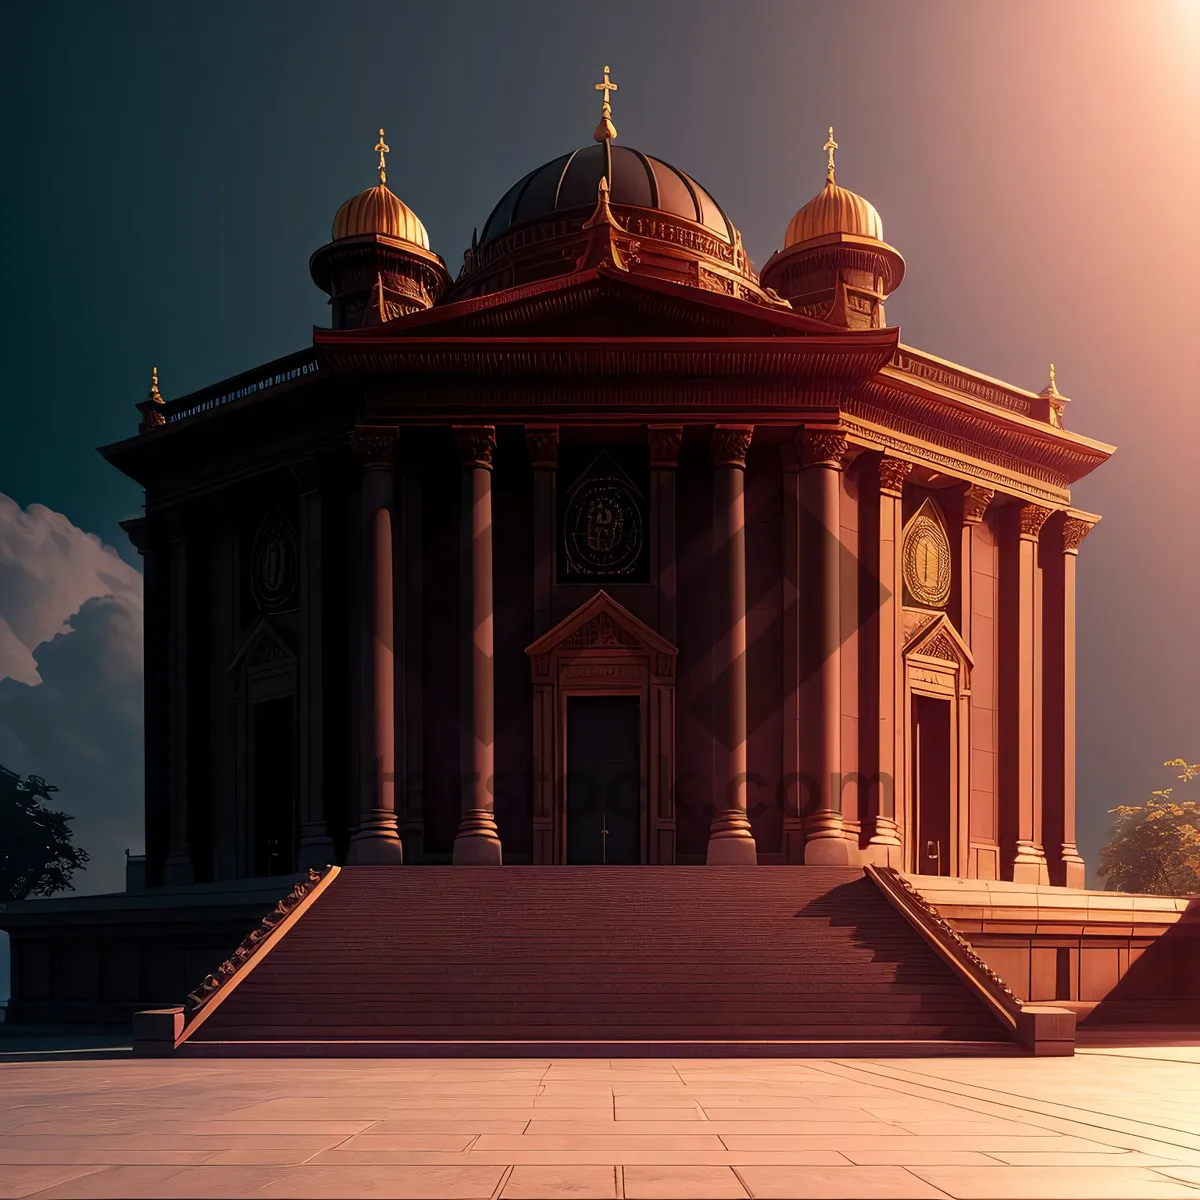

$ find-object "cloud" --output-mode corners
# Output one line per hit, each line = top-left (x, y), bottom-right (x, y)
(0, 495), (143, 896)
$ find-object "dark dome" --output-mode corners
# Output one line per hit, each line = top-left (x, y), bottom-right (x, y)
(480, 143), (737, 246)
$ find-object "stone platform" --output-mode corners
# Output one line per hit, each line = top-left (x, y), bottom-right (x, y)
(4, 1041), (1200, 1197)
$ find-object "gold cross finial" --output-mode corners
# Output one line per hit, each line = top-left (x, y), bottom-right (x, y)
(824, 126), (838, 184)
(374, 128), (390, 185)
(594, 65), (618, 143)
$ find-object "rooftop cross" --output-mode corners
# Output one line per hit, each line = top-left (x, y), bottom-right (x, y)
(824, 126), (838, 184)
(375, 128), (390, 185)
(594, 65), (618, 143)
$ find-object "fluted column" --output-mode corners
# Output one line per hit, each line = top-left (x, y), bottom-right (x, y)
(800, 427), (851, 865)
(163, 517), (194, 885)
(706, 425), (757, 865)
(1044, 513), (1094, 887)
(453, 425), (502, 865)
(1006, 501), (1052, 883)
(347, 427), (404, 865)
(297, 470), (335, 869)
(868, 455), (913, 864)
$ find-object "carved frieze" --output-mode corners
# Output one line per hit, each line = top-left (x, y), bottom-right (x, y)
(711, 425), (754, 469)
(800, 427), (850, 470)
(560, 611), (639, 650)
(454, 425), (496, 471)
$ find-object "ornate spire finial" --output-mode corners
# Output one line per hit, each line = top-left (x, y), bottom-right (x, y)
(374, 128), (390, 185)
(823, 126), (838, 184)
(1047, 363), (1059, 394)
(137, 364), (166, 433)
(148, 365), (162, 405)
(594, 65), (618, 143)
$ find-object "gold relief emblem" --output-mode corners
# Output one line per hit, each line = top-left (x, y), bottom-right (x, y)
(903, 500), (951, 609)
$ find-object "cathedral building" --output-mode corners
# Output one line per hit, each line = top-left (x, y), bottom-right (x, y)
(104, 75), (1112, 892)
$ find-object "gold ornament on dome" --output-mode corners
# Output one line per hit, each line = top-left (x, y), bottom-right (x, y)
(594, 65), (618, 143)
(903, 501), (952, 609)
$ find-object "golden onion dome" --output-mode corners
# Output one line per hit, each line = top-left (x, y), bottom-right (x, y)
(331, 129), (430, 250)
(783, 126), (884, 248)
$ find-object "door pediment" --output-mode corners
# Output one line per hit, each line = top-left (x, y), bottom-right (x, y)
(903, 609), (973, 675)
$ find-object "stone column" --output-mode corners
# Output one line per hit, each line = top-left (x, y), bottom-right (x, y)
(453, 425), (503, 865)
(1007, 501), (1052, 883)
(868, 455), (913, 865)
(526, 426), (559, 637)
(800, 427), (851, 865)
(1044, 513), (1094, 887)
(780, 441), (805, 863)
(347, 427), (404, 865)
(164, 518), (194, 885)
(649, 425), (682, 644)
(297, 470), (335, 869)
(706, 425), (757, 865)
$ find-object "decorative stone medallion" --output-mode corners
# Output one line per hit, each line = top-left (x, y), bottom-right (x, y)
(563, 474), (644, 578)
(251, 512), (299, 612)
(903, 501), (952, 609)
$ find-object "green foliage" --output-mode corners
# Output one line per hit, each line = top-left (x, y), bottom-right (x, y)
(0, 766), (90, 901)
(1097, 758), (1200, 895)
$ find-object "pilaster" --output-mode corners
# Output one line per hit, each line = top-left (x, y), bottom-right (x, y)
(526, 425), (558, 638)
(163, 516), (194, 885)
(649, 425), (682, 645)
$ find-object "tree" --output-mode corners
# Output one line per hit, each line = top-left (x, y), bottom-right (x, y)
(1098, 758), (1200, 895)
(0, 765), (90, 901)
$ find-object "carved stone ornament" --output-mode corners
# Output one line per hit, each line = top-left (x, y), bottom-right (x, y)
(1062, 515), (1095, 554)
(349, 426), (398, 469)
(878, 455), (914, 497)
(525, 425), (559, 469)
(454, 425), (496, 471)
(961, 484), (995, 525)
(903, 499), (952, 609)
(711, 425), (754, 469)
(250, 511), (299, 613)
(800, 427), (850, 470)
(564, 474), (644, 578)
(560, 611), (640, 650)
(1018, 502), (1053, 540)
(647, 424), (683, 468)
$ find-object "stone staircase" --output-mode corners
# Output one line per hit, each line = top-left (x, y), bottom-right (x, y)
(182, 866), (1013, 1050)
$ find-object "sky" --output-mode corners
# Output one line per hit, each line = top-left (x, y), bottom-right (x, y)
(0, 0), (1198, 894)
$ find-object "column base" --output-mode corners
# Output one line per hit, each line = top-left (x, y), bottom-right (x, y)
(865, 817), (903, 868)
(347, 814), (404, 865)
(1059, 845), (1087, 889)
(803, 811), (851, 865)
(1010, 840), (1048, 884)
(706, 810), (757, 865)
(298, 823), (337, 871)
(163, 855), (194, 886)
(453, 812), (503, 865)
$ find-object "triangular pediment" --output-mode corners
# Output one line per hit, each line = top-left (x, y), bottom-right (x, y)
(526, 590), (677, 658)
(229, 617), (297, 675)
(903, 610), (973, 672)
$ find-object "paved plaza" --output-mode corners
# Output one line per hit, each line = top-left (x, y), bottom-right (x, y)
(4, 1044), (1200, 1198)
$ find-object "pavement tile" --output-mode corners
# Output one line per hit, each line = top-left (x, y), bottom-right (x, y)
(0, 1165), (105, 1199)
(0, 1150), (217, 1166)
(474, 1134), (726, 1151)
(910, 1164), (1200, 1198)
(254, 1164), (507, 1198)
(499, 1164), (618, 1198)
(736, 1164), (950, 1199)
(622, 1164), (748, 1199)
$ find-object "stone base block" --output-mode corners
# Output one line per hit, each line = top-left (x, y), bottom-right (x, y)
(803, 836), (853, 866)
(132, 1007), (185, 1057)
(1017, 1005), (1076, 1056)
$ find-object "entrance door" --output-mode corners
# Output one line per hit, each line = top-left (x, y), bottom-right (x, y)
(912, 694), (952, 875)
(566, 696), (641, 864)
(252, 696), (296, 876)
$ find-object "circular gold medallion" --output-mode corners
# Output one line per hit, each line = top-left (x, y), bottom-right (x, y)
(903, 512), (951, 608)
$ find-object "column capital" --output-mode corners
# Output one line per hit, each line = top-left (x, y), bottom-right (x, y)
(349, 426), (398, 470)
(1062, 514), (1097, 555)
(454, 425), (496, 471)
(648, 424), (683, 468)
(524, 425), (558, 469)
(878, 455), (914, 497)
(961, 483), (995, 525)
(711, 424), (753, 469)
(1017, 501), (1053, 541)
(119, 516), (151, 556)
(799, 426), (850, 470)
